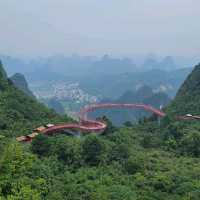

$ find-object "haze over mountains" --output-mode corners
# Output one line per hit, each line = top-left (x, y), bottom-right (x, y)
(1, 54), (195, 77)
(0, 54), (195, 121)
(0, 54), (194, 96)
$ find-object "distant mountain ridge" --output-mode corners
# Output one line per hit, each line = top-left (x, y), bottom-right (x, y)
(88, 55), (136, 75)
(117, 85), (154, 103)
(142, 56), (177, 71)
(1, 54), (192, 77)
(80, 67), (192, 99)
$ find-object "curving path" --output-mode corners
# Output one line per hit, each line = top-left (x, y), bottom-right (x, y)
(41, 103), (166, 135)
(16, 103), (199, 142)
(17, 103), (166, 142)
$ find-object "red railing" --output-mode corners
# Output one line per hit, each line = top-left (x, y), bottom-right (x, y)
(17, 103), (199, 142)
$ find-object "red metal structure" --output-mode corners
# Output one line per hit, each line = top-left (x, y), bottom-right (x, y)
(17, 103), (166, 142)
(42, 103), (166, 135)
(16, 103), (199, 142)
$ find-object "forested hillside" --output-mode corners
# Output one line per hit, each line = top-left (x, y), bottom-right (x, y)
(167, 63), (200, 115)
(10, 73), (35, 98)
(0, 61), (70, 138)
(0, 61), (200, 200)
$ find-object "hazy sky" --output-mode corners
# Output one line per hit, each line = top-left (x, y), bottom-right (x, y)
(0, 0), (200, 57)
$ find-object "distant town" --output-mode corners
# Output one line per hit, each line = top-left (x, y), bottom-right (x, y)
(33, 82), (99, 104)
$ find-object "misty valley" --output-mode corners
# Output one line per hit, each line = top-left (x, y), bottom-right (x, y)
(3, 55), (193, 125)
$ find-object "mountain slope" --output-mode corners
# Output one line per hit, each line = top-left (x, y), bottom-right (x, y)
(167, 63), (200, 115)
(10, 73), (35, 98)
(0, 60), (7, 80)
(0, 61), (70, 137)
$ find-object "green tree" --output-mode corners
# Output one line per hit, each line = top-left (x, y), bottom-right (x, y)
(82, 135), (105, 166)
(0, 143), (42, 199)
(180, 130), (200, 156)
(98, 116), (117, 135)
(31, 134), (51, 157)
(123, 121), (133, 127)
(109, 143), (130, 164)
(54, 137), (82, 167)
